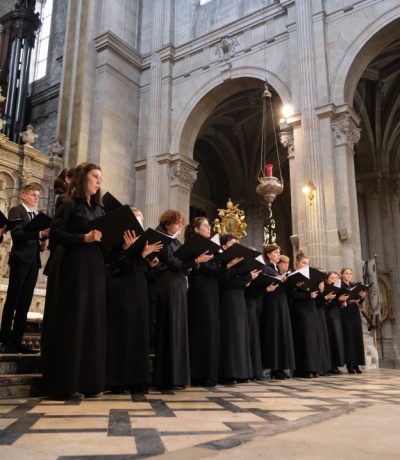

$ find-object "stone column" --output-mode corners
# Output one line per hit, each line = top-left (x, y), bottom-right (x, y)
(389, 184), (400, 282)
(144, 0), (165, 228)
(168, 155), (198, 217)
(280, 129), (299, 257)
(295, 0), (327, 267)
(331, 112), (362, 272)
(364, 179), (384, 267)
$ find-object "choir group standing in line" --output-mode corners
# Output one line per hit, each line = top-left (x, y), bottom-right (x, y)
(0, 162), (367, 400)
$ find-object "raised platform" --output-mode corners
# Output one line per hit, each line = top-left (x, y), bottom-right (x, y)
(0, 354), (42, 399)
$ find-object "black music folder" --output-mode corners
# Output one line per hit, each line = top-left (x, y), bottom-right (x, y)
(174, 233), (220, 261)
(102, 192), (124, 213)
(347, 283), (371, 300)
(0, 210), (23, 229)
(125, 228), (174, 258)
(249, 272), (283, 289)
(218, 243), (264, 276)
(89, 205), (144, 250)
(23, 212), (52, 232)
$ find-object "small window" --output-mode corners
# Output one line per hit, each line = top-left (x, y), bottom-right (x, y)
(200, 0), (213, 5)
(29, 0), (54, 82)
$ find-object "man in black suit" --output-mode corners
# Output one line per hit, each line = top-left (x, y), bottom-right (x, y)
(0, 184), (49, 353)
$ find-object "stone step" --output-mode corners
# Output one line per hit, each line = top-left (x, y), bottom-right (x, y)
(0, 373), (42, 398)
(0, 353), (42, 375)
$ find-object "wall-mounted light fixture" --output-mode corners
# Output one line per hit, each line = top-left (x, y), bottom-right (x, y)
(281, 103), (294, 120)
(302, 181), (316, 203)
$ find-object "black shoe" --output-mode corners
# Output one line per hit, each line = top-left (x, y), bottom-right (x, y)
(83, 392), (103, 398)
(201, 379), (217, 387)
(347, 365), (356, 374)
(128, 384), (149, 394)
(353, 365), (362, 374)
(51, 392), (84, 401)
(219, 378), (237, 385)
(331, 368), (343, 375)
(271, 370), (286, 380)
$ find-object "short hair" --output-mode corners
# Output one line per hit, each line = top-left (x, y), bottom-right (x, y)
(340, 267), (352, 275)
(66, 162), (102, 206)
(159, 209), (184, 227)
(296, 250), (308, 262)
(184, 216), (208, 242)
(325, 271), (339, 281)
(278, 255), (290, 264)
(22, 183), (41, 193)
(220, 232), (237, 247)
(263, 243), (280, 258)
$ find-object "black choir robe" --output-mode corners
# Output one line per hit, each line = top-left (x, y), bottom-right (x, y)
(153, 225), (194, 388)
(188, 260), (225, 384)
(324, 295), (345, 368)
(106, 250), (151, 389)
(288, 286), (319, 374)
(340, 281), (366, 366)
(219, 269), (252, 380)
(260, 262), (295, 371)
(42, 198), (107, 395)
(245, 287), (263, 379)
(315, 294), (332, 374)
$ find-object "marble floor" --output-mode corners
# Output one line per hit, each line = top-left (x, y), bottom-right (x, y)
(0, 369), (399, 459)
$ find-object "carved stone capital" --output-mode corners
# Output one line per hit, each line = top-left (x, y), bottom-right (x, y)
(49, 141), (64, 157)
(279, 131), (294, 157)
(332, 114), (361, 148)
(169, 160), (197, 190)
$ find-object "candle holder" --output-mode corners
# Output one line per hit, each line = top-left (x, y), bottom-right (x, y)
(256, 176), (284, 244)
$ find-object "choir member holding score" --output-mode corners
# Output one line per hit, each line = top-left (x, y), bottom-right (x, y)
(153, 210), (212, 391)
(340, 267), (367, 374)
(106, 208), (163, 393)
(260, 244), (295, 379)
(42, 163), (107, 400)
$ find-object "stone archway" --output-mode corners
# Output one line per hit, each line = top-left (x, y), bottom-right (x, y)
(176, 76), (292, 252)
(339, 16), (400, 367)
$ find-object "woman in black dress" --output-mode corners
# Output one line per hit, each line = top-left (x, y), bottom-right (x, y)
(42, 163), (106, 399)
(219, 233), (259, 383)
(186, 217), (224, 387)
(288, 251), (319, 378)
(340, 267), (367, 374)
(106, 209), (163, 393)
(154, 210), (212, 390)
(323, 271), (346, 374)
(260, 244), (295, 379)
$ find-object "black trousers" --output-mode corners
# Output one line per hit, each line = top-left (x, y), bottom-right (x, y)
(0, 261), (39, 346)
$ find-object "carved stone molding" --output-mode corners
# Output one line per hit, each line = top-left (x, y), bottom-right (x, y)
(332, 114), (361, 148)
(169, 160), (197, 190)
(216, 36), (239, 62)
(279, 131), (294, 157)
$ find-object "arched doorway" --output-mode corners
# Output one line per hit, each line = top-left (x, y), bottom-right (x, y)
(345, 20), (400, 367)
(189, 78), (292, 253)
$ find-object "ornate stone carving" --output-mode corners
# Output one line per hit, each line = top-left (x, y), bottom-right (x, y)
(332, 114), (361, 148)
(49, 141), (65, 157)
(0, 85), (5, 105)
(169, 161), (197, 190)
(279, 131), (295, 157)
(20, 124), (38, 146)
(216, 36), (239, 61)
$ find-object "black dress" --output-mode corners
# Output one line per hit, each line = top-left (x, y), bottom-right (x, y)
(153, 225), (194, 388)
(245, 287), (263, 379)
(42, 198), (107, 395)
(324, 295), (345, 368)
(219, 269), (252, 380)
(188, 260), (224, 385)
(340, 281), (365, 366)
(260, 263), (295, 371)
(106, 250), (151, 389)
(315, 294), (332, 374)
(288, 287), (319, 374)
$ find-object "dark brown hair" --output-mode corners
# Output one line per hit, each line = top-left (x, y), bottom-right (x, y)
(220, 232), (237, 247)
(66, 162), (102, 206)
(159, 209), (184, 228)
(325, 271), (339, 281)
(340, 267), (352, 275)
(184, 216), (208, 242)
(53, 167), (74, 195)
(263, 243), (280, 257)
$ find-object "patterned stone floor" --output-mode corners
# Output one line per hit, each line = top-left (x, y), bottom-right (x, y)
(0, 369), (399, 459)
